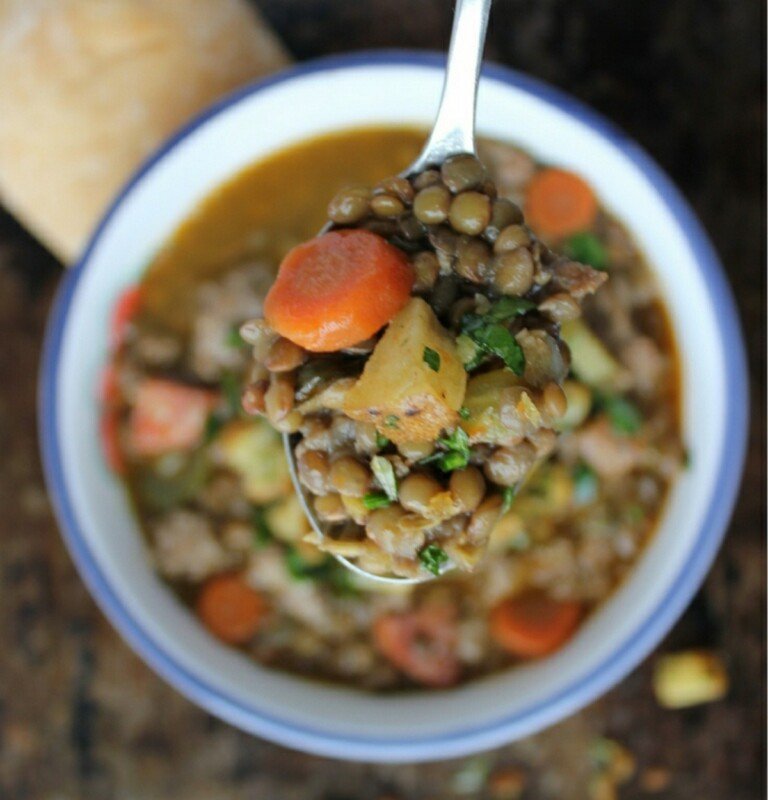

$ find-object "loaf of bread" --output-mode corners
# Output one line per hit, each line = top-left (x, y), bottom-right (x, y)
(0, 0), (290, 263)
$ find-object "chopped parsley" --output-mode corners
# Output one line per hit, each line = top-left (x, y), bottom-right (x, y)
(600, 394), (643, 435)
(203, 412), (225, 443)
(501, 485), (518, 514)
(421, 426), (471, 472)
(423, 346), (441, 372)
(419, 544), (449, 576)
(370, 456), (398, 500)
(484, 296), (536, 321)
(564, 232), (608, 271)
(251, 506), (272, 548)
(220, 371), (243, 418)
(363, 491), (392, 510)
(384, 414), (400, 429)
(224, 324), (247, 348)
(573, 461), (598, 504)
(461, 314), (526, 375)
(375, 432), (390, 450)
(458, 405), (471, 420)
(284, 548), (358, 594)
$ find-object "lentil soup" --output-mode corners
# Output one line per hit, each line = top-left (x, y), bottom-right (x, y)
(102, 127), (683, 690)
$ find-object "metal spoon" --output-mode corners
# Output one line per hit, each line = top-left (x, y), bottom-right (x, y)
(285, 0), (494, 585)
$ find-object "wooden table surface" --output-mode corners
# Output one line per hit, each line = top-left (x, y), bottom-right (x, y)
(0, 1), (763, 798)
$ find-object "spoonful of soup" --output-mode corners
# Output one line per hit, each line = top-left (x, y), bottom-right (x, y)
(240, 0), (606, 583)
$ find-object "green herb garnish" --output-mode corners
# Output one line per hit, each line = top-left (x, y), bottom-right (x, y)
(421, 426), (471, 472)
(370, 455), (398, 500)
(220, 371), (243, 418)
(252, 506), (272, 548)
(564, 232), (608, 271)
(419, 544), (449, 576)
(485, 296), (537, 321)
(501, 485), (518, 514)
(423, 346), (441, 372)
(384, 414), (400, 429)
(461, 315), (526, 375)
(573, 461), (598, 504)
(600, 394), (643, 435)
(203, 412), (225, 444)
(363, 491), (392, 510)
(376, 432), (390, 450)
(458, 406), (471, 420)
(224, 324), (247, 349)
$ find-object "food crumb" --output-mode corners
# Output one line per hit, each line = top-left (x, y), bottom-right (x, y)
(653, 649), (728, 709)
(640, 766), (672, 793)
(488, 765), (527, 799)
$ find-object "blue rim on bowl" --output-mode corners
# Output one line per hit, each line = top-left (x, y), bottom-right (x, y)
(39, 51), (749, 760)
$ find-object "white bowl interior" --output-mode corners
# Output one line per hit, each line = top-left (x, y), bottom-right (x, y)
(52, 62), (727, 760)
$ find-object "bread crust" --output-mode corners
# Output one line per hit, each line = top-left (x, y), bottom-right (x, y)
(0, 0), (290, 262)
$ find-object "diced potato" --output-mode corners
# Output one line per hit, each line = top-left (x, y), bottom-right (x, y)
(459, 369), (520, 443)
(265, 493), (311, 542)
(554, 379), (593, 432)
(342, 298), (467, 443)
(561, 319), (622, 390)
(215, 419), (292, 503)
(653, 650), (728, 709)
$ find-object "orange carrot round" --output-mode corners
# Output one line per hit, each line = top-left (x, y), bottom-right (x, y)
(264, 229), (414, 352)
(372, 606), (460, 687)
(525, 168), (598, 238)
(489, 591), (582, 658)
(110, 285), (142, 350)
(196, 573), (265, 645)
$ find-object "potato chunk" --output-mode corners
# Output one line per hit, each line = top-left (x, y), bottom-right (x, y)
(342, 298), (466, 443)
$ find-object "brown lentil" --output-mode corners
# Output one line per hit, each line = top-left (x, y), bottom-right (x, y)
(413, 184), (451, 224)
(493, 223), (532, 253)
(539, 292), (581, 322)
(264, 372), (295, 422)
(411, 168), (441, 190)
(329, 456), (371, 498)
(493, 248), (535, 295)
(441, 153), (486, 193)
(484, 442), (538, 487)
(411, 251), (440, 292)
(264, 337), (306, 372)
(314, 493), (348, 522)
(449, 191), (492, 236)
(542, 381), (568, 420)
(484, 198), (524, 241)
(241, 381), (267, 415)
(374, 176), (414, 204)
(297, 448), (331, 495)
(399, 473), (443, 513)
(327, 186), (370, 224)
(449, 466), (485, 512)
(370, 193), (405, 218)
(455, 237), (491, 283)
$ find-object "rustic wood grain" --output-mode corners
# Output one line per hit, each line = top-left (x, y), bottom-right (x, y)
(0, 1), (763, 797)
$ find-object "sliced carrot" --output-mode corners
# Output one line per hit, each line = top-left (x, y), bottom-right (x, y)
(372, 605), (460, 687)
(100, 363), (121, 407)
(489, 591), (582, 658)
(110, 285), (143, 351)
(264, 229), (414, 352)
(196, 573), (265, 644)
(128, 378), (217, 457)
(525, 168), (598, 238)
(100, 407), (125, 474)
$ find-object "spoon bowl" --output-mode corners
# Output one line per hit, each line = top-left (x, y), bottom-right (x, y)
(282, 0), (493, 584)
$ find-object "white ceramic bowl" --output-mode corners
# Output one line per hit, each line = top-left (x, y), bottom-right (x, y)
(40, 53), (748, 762)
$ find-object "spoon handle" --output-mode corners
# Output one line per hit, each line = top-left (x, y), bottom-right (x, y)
(409, 0), (493, 173)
